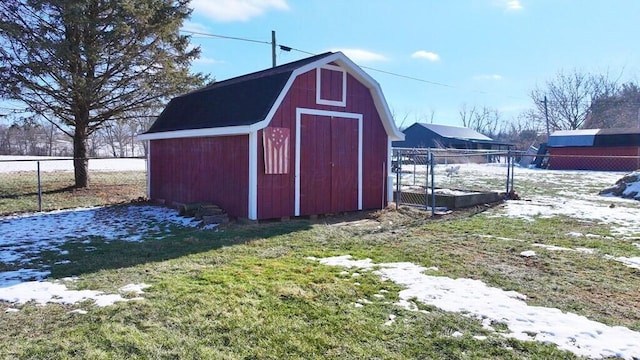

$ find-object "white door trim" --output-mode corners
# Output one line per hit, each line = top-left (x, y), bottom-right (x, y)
(295, 107), (363, 216)
(248, 131), (258, 220)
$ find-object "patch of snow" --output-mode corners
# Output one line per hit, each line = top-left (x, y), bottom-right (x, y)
(473, 335), (488, 341)
(354, 303), (364, 308)
(395, 299), (419, 312)
(567, 232), (584, 237)
(520, 250), (536, 257)
(576, 248), (598, 254)
(5, 308), (19, 313)
(0, 205), (209, 286)
(0, 281), (150, 307)
(119, 283), (150, 294)
(315, 255), (640, 359)
(319, 255), (374, 269)
(478, 234), (525, 242)
(68, 309), (88, 315)
(532, 244), (574, 252)
(451, 331), (463, 338)
(384, 314), (397, 326)
(478, 167), (640, 235)
(604, 255), (640, 270)
(373, 294), (385, 299)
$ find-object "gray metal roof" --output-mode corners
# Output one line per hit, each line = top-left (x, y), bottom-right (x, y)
(417, 123), (493, 141)
(548, 129), (599, 147)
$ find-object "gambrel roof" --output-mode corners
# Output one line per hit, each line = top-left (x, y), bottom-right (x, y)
(139, 52), (403, 141)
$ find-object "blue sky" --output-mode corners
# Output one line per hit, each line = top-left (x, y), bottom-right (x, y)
(184, 0), (640, 128)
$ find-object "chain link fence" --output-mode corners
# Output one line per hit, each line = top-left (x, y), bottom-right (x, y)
(393, 147), (640, 214)
(0, 157), (147, 215)
(392, 148), (515, 214)
(3, 151), (638, 216)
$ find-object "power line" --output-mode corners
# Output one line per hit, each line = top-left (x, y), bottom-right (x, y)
(180, 29), (270, 45)
(359, 65), (456, 89)
(180, 30), (461, 88)
(180, 29), (529, 100)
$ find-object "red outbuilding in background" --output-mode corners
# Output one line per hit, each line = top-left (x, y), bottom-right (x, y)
(138, 52), (404, 220)
(547, 128), (640, 171)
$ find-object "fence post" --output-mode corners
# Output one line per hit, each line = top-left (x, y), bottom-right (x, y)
(395, 150), (400, 210)
(424, 150), (429, 210)
(505, 150), (511, 195)
(37, 161), (42, 212)
(510, 151), (515, 193)
(430, 151), (435, 216)
(413, 151), (417, 185)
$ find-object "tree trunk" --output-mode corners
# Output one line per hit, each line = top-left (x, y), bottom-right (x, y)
(73, 124), (89, 188)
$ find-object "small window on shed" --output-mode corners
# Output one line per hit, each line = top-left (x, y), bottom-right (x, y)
(316, 65), (346, 107)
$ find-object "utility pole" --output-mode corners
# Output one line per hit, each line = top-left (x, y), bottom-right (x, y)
(271, 30), (276, 68)
(543, 96), (550, 137)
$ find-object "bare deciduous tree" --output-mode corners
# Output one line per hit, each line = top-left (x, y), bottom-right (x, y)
(459, 103), (501, 137)
(530, 69), (618, 131)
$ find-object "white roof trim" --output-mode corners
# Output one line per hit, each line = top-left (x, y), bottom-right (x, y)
(137, 125), (252, 141)
(141, 52), (405, 141)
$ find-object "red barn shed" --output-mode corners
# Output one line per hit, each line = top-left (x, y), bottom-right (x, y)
(547, 128), (640, 171)
(138, 52), (404, 220)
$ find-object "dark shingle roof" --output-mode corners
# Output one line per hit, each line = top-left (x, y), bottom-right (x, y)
(145, 52), (334, 134)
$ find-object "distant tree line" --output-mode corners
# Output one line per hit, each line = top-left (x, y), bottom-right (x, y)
(451, 69), (639, 150)
(0, 112), (156, 157)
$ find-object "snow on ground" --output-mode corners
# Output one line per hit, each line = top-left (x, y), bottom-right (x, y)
(484, 166), (640, 236)
(0, 204), (211, 307)
(0, 155), (145, 172)
(399, 163), (640, 235)
(314, 255), (640, 360)
(0, 279), (150, 308)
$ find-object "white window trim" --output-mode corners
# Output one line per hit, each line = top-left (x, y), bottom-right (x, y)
(315, 65), (347, 107)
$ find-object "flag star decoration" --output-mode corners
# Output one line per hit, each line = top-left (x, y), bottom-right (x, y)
(263, 127), (290, 174)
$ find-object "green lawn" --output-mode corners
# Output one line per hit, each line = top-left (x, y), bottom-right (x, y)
(2, 204), (640, 359)
(0, 170), (146, 215)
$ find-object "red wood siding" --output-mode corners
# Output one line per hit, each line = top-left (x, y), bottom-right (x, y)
(257, 69), (389, 219)
(150, 136), (249, 218)
(548, 146), (640, 171)
(319, 68), (344, 102)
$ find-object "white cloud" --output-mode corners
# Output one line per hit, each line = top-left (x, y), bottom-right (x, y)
(473, 74), (503, 80)
(182, 21), (211, 34)
(411, 50), (440, 62)
(191, 0), (289, 22)
(493, 0), (524, 11)
(331, 49), (388, 63)
(194, 56), (224, 65)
